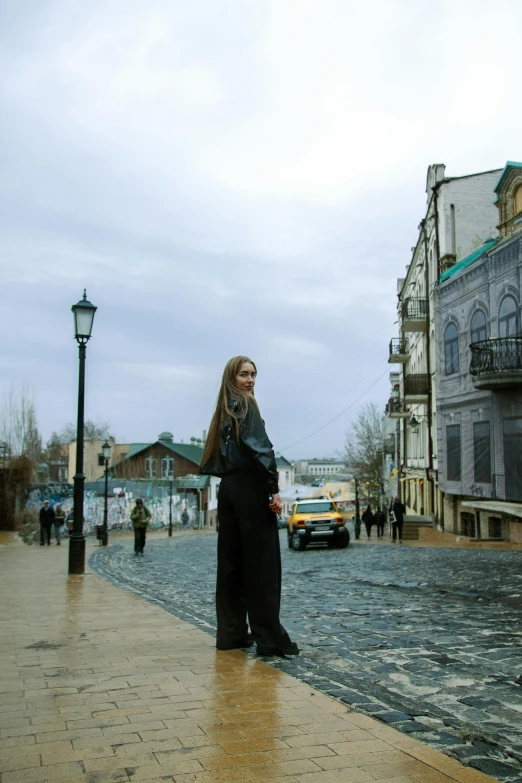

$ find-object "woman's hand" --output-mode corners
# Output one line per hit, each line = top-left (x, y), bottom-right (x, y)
(269, 493), (282, 515)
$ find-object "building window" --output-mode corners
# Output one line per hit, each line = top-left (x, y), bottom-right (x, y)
(503, 417), (522, 500)
(446, 424), (461, 481)
(470, 310), (487, 343)
(144, 457), (157, 478)
(444, 323), (459, 375)
(473, 421), (491, 483)
(161, 455), (174, 479)
(98, 454), (105, 466)
(515, 185), (522, 215)
(285, 471), (289, 481)
(498, 296), (518, 337)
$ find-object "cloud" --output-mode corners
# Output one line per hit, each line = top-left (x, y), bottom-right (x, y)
(0, 0), (521, 455)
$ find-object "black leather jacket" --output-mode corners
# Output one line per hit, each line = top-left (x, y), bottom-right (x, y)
(200, 398), (279, 495)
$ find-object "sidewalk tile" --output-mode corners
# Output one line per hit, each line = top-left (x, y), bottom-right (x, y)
(0, 538), (503, 783)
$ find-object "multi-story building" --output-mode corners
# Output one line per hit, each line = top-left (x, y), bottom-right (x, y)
(387, 163), (501, 524)
(435, 161), (522, 542)
(68, 438), (130, 483)
(297, 459), (346, 480)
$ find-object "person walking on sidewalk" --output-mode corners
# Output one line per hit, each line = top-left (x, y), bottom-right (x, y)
(130, 498), (151, 556)
(39, 500), (55, 546)
(54, 504), (66, 545)
(374, 507), (385, 539)
(200, 355), (299, 658)
(362, 505), (374, 538)
(181, 508), (190, 531)
(392, 495), (406, 543)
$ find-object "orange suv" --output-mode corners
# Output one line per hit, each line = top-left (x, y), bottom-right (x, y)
(287, 498), (350, 551)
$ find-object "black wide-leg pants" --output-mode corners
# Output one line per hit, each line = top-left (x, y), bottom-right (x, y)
(216, 471), (292, 652)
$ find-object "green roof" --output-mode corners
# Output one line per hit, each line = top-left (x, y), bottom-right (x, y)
(494, 161), (522, 202)
(439, 238), (498, 283)
(276, 456), (292, 468)
(123, 441), (204, 466)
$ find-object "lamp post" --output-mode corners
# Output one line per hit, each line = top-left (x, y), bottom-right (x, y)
(101, 440), (111, 547)
(169, 478), (173, 537)
(68, 290), (97, 575)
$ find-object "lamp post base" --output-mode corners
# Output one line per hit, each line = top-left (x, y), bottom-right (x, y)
(68, 535), (86, 575)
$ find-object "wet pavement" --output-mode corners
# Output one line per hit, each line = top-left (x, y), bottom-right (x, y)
(89, 530), (522, 782)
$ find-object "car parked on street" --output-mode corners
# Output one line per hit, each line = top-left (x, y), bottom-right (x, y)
(286, 498), (350, 551)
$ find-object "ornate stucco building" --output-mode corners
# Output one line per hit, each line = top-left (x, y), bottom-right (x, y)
(435, 162), (522, 542)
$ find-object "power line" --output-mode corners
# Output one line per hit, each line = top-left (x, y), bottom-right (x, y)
(302, 359), (389, 426)
(280, 366), (390, 452)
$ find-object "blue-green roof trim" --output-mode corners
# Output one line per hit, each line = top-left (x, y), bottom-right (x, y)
(493, 161), (522, 203)
(439, 239), (498, 283)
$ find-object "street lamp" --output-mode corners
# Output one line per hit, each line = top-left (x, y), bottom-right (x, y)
(408, 414), (426, 430)
(101, 440), (111, 547)
(68, 290), (97, 575)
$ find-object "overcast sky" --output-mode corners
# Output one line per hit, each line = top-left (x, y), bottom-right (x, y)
(1, 0), (521, 459)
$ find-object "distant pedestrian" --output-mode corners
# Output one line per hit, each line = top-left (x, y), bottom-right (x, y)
(374, 507), (385, 539)
(39, 501), (55, 546)
(392, 496), (406, 543)
(130, 498), (151, 556)
(181, 508), (190, 531)
(66, 510), (74, 532)
(362, 505), (374, 538)
(54, 504), (66, 545)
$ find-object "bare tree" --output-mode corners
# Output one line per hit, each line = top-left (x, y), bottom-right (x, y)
(0, 385), (42, 484)
(57, 419), (113, 443)
(0, 385), (42, 462)
(344, 402), (383, 504)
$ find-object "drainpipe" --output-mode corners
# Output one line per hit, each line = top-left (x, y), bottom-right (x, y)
(432, 184), (442, 280)
(421, 220), (435, 520)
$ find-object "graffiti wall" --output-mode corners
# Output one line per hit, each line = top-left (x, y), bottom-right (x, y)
(26, 482), (199, 534)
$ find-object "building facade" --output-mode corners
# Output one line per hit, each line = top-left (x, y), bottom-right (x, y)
(275, 455), (295, 488)
(435, 162), (522, 542)
(387, 163), (501, 524)
(297, 459), (346, 479)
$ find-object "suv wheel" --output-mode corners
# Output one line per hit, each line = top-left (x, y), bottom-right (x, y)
(335, 529), (350, 549)
(291, 532), (306, 551)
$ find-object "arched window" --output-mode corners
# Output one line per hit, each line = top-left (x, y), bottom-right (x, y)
(444, 323), (459, 375)
(515, 185), (522, 215)
(499, 296), (519, 337)
(470, 310), (487, 343)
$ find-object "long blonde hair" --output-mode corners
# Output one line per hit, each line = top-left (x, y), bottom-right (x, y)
(201, 356), (259, 465)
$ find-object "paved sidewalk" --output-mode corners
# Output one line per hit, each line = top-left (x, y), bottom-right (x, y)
(0, 538), (501, 783)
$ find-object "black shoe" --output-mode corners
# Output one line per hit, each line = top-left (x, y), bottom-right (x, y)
(257, 641), (300, 657)
(216, 634), (254, 651)
(40, 543), (45, 546)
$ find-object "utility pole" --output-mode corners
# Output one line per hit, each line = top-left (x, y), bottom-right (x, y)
(354, 478), (361, 540)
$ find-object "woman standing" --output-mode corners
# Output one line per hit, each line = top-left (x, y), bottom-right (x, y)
(201, 356), (299, 657)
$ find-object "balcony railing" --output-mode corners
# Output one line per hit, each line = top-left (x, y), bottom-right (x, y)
(493, 473), (522, 502)
(385, 397), (409, 417)
(470, 338), (522, 387)
(389, 338), (408, 362)
(404, 373), (430, 397)
(401, 298), (427, 321)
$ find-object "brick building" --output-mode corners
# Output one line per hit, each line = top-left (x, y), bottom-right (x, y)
(435, 162), (522, 542)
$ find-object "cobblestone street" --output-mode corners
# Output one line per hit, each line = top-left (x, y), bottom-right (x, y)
(90, 531), (522, 782)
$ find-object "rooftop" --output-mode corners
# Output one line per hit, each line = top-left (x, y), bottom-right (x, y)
(439, 238), (498, 283)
